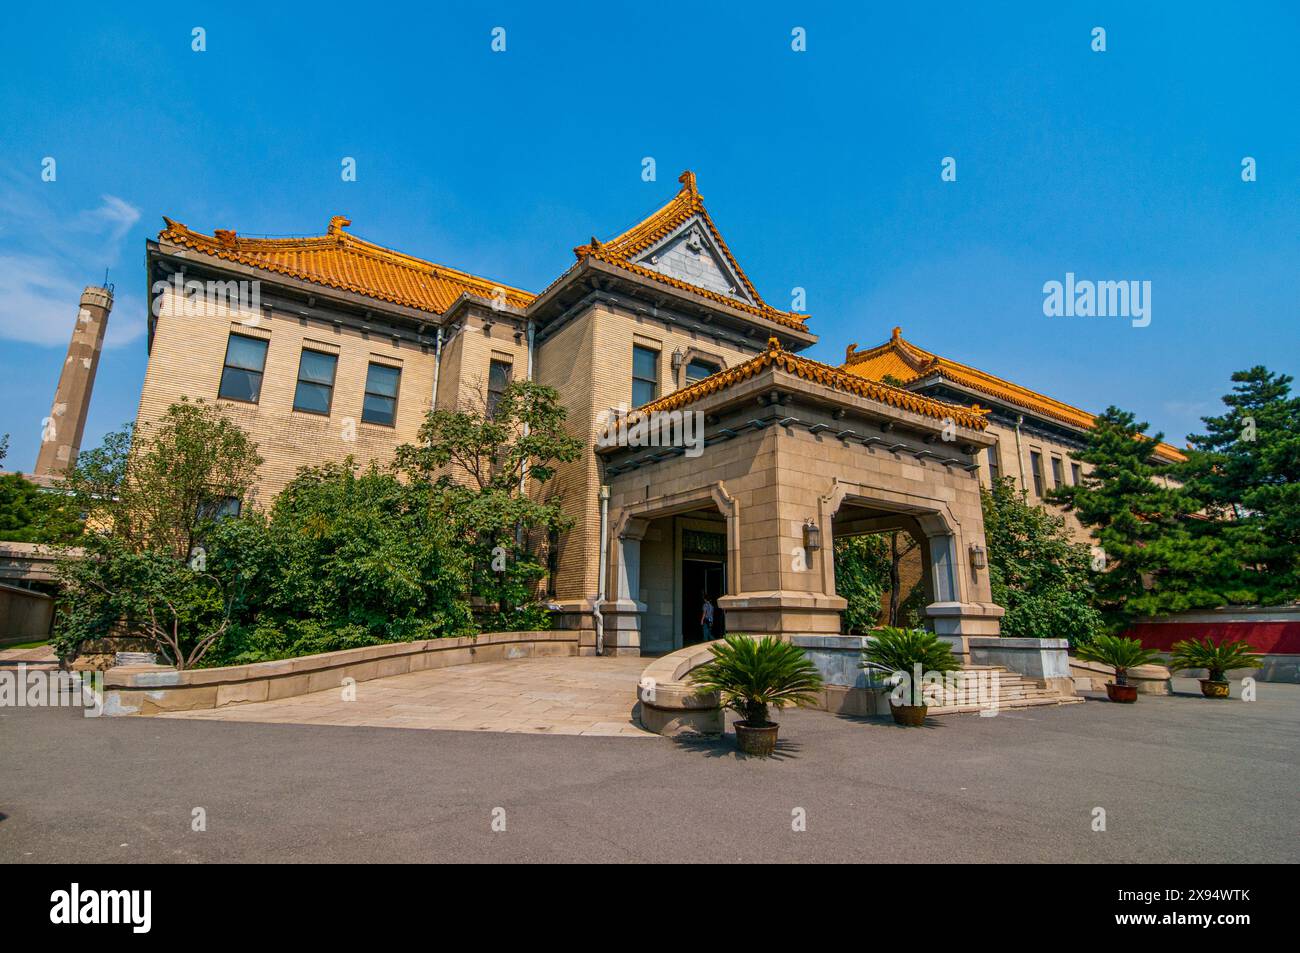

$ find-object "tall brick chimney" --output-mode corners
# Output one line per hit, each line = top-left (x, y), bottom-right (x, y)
(35, 285), (114, 476)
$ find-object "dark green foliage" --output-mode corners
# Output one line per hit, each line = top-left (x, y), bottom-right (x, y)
(0, 472), (84, 543)
(834, 535), (890, 633)
(203, 461), (475, 666)
(982, 476), (1101, 645)
(52, 532), (233, 669)
(395, 379), (582, 624)
(1178, 367), (1300, 604)
(689, 634), (824, 726)
(1049, 407), (1224, 630)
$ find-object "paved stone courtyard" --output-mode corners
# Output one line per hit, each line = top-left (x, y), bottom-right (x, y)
(161, 655), (653, 737)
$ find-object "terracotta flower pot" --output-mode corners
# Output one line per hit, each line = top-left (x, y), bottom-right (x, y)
(891, 704), (928, 726)
(733, 720), (779, 756)
(1106, 683), (1138, 703)
(1200, 679), (1231, 699)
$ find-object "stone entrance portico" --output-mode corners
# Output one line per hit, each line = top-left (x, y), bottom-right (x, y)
(597, 339), (1004, 653)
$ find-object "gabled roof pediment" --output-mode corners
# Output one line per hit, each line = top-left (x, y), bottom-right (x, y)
(573, 171), (809, 332)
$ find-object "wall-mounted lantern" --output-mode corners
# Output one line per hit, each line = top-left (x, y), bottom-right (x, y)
(969, 543), (987, 570)
(803, 520), (822, 552)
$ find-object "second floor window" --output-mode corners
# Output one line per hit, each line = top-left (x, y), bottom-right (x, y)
(217, 333), (268, 403)
(987, 445), (1001, 483)
(685, 358), (720, 385)
(1051, 456), (1065, 488)
(1030, 451), (1045, 498)
(487, 359), (512, 417)
(362, 363), (401, 426)
(1071, 462), (1082, 485)
(293, 349), (338, 415)
(632, 345), (658, 408)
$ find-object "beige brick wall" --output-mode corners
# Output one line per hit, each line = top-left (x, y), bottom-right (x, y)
(434, 312), (531, 413)
(535, 300), (764, 605)
(136, 287), (438, 504)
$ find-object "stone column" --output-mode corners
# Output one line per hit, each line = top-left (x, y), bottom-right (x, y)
(600, 515), (647, 656)
(35, 286), (113, 476)
(922, 526), (1003, 658)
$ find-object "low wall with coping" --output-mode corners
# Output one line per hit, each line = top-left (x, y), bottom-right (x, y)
(102, 630), (579, 716)
(636, 643), (725, 736)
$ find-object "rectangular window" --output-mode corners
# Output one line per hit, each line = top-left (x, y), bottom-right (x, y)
(362, 362), (401, 426)
(197, 496), (242, 523)
(487, 359), (512, 418)
(293, 349), (338, 415)
(1030, 451), (1045, 498)
(217, 333), (269, 403)
(632, 345), (658, 408)
(685, 357), (720, 385)
(1071, 462), (1082, 485)
(1051, 456), (1065, 488)
(987, 445), (1001, 483)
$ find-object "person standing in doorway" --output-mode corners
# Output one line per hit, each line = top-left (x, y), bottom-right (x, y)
(700, 592), (714, 641)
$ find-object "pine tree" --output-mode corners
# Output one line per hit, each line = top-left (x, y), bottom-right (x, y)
(1049, 407), (1225, 630)
(1180, 367), (1300, 604)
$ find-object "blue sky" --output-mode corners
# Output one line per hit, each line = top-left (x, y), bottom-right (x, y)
(1, 1), (1296, 471)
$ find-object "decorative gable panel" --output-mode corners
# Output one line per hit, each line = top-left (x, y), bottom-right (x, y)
(632, 218), (754, 304)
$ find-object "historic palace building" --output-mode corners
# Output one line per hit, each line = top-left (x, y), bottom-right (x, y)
(139, 172), (1183, 656)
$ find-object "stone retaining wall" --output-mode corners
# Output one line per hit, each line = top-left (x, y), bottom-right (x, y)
(102, 630), (579, 716)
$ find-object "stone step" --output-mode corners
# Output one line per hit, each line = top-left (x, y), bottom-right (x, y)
(927, 695), (1084, 716)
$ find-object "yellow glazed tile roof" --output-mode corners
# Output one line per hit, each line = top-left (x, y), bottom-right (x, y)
(573, 171), (810, 333)
(632, 336), (989, 430)
(842, 327), (1186, 461)
(158, 215), (535, 315)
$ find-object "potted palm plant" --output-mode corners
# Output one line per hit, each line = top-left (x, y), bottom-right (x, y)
(689, 634), (824, 756)
(860, 626), (961, 726)
(1168, 636), (1262, 698)
(1075, 634), (1160, 703)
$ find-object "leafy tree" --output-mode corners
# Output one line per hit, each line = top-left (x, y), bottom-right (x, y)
(1179, 367), (1300, 604)
(61, 400), (263, 559)
(982, 476), (1101, 645)
(52, 401), (262, 667)
(1049, 407), (1225, 630)
(52, 532), (236, 669)
(394, 380), (582, 626)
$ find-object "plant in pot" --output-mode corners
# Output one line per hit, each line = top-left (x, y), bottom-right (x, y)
(1075, 634), (1160, 703)
(860, 626), (961, 726)
(689, 634), (824, 756)
(1168, 636), (1262, 699)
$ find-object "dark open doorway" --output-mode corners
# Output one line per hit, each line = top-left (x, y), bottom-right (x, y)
(682, 558), (726, 645)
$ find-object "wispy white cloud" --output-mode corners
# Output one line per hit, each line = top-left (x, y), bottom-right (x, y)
(0, 172), (144, 349)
